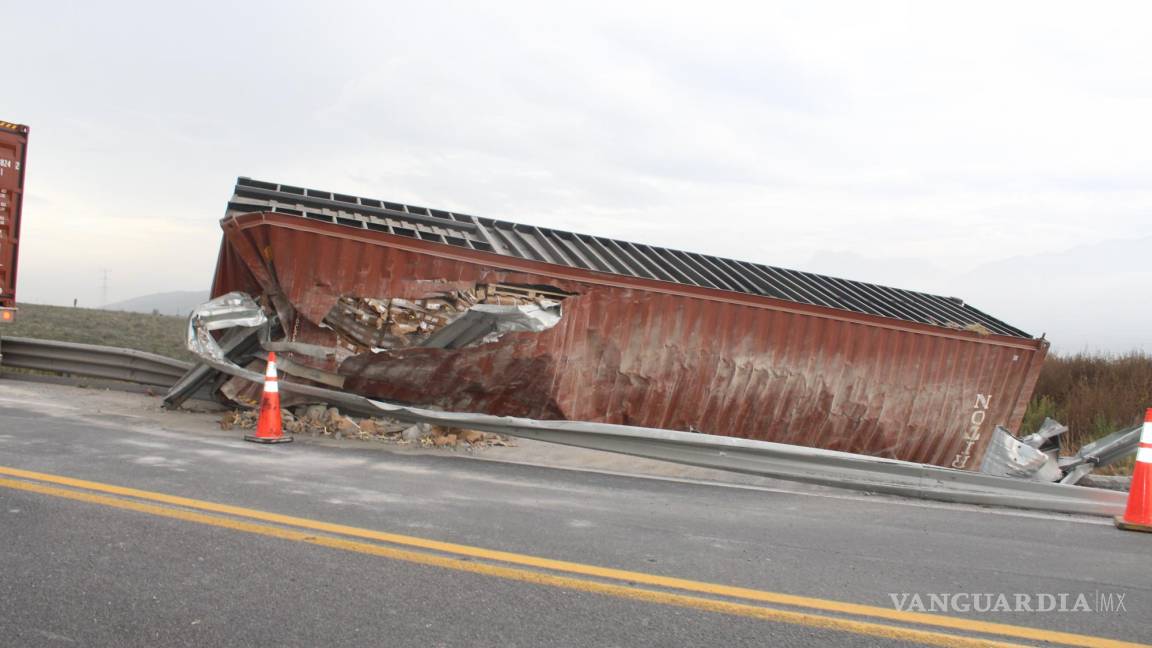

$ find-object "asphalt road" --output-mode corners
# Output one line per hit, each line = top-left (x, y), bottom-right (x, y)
(0, 378), (1149, 647)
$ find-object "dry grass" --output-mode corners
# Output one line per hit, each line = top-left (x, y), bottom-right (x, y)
(1, 302), (193, 362)
(1021, 351), (1152, 454)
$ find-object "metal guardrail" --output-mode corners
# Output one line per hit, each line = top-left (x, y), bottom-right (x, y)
(360, 403), (1130, 518)
(0, 324), (1128, 518)
(176, 293), (1129, 518)
(0, 336), (192, 388)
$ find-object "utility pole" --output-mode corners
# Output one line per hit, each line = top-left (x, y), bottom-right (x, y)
(100, 268), (109, 307)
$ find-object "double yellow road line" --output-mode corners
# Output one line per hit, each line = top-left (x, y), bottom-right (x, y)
(0, 465), (1140, 648)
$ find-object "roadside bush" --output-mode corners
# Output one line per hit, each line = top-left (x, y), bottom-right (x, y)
(1022, 351), (1152, 451)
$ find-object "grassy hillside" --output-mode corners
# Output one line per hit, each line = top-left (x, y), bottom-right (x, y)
(1, 302), (193, 362)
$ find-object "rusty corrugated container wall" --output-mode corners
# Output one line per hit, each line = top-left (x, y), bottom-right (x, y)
(0, 121), (29, 311)
(211, 178), (1049, 470)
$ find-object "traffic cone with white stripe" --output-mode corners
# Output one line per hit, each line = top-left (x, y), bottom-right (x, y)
(1115, 408), (1152, 532)
(244, 352), (292, 444)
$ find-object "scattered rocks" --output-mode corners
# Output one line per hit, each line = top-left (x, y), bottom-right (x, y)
(219, 410), (257, 430)
(299, 404), (328, 423)
(219, 405), (515, 450)
(432, 433), (457, 447)
(334, 416), (361, 439)
(401, 423), (431, 442)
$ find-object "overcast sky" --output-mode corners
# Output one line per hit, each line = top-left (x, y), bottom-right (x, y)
(7, 0), (1150, 352)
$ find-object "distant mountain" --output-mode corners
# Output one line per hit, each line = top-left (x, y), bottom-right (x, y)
(948, 235), (1152, 353)
(104, 290), (210, 316)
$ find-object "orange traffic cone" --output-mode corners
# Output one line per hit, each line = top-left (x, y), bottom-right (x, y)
(1115, 408), (1152, 532)
(244, 352), (293, 444)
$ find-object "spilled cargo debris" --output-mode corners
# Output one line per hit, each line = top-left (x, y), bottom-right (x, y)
(218, 405), (515, 449)
(181, 177), (1055, 470)
(324, 285), (567, 353)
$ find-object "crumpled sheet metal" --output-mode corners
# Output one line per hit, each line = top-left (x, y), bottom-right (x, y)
(979, 426), (1062, 482)
(183, 294), (1123, 517)
(423, 303), (561, 349)
(1020, 417), (1068, 449)
(187, 293), (372, 413)
(186, 292), (267, 363)
(210, 212), (1051, 469)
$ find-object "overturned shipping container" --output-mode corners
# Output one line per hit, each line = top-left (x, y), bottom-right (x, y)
(211, 178), (1048, 470)
(0, 121), (29, 320)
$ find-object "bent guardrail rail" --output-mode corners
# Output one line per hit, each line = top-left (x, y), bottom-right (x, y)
(0, 336), (192, 388)
(0, 305), (1128, 518)
(177, 293), (1127, 517)
(0, 309), (1125, 517)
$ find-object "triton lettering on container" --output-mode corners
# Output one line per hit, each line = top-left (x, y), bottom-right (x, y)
(0, 121), (29, 325)
(210, 177), (1049, 469)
